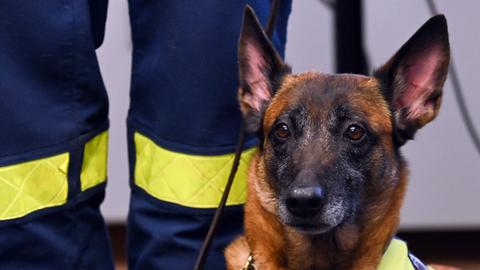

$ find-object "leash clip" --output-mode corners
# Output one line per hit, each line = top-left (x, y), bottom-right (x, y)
(241, 253), (257, 270)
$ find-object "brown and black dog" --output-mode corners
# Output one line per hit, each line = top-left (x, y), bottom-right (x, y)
(225, 6), (450, 270)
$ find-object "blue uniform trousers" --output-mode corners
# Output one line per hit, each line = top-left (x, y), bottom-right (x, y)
(0, 1), (291, 269)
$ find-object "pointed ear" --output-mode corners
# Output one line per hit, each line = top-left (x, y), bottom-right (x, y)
(374, 15), (450, 144)
(238, 5), (291, 133)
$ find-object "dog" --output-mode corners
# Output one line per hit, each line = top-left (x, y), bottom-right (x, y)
(225, 6), (451, 270)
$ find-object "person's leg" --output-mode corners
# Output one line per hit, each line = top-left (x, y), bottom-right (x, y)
(0, 1), (113, 269)
(127, 1), (291, 269)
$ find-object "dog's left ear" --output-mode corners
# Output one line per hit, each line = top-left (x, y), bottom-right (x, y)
(374, 15), (450, 145)
(238, 6), (291, 133)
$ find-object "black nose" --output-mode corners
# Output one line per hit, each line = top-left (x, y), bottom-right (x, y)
(286, 186), (325, 218)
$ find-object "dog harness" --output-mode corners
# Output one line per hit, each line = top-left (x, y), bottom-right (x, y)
(377, 239), (432, 270)
(242, 239), (433, 270)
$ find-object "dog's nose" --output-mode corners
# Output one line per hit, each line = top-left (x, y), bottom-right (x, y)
(286, 186), (325, 218)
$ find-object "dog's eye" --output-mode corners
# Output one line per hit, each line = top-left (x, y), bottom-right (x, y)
(345, 124), (365, 141)
(273, 123), (290, 139)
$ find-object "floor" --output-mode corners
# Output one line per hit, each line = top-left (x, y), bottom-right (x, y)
(398, 231), (480, 270)
(110, 226), (480, 270)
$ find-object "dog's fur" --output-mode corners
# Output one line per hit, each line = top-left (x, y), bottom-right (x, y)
(225, 7), (450, 270)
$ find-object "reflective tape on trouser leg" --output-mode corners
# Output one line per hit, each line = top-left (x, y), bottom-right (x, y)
(0, 131), (108, 221)
(81, 131), (108, 191)
(0, 153), (69, 220)
(133, 132), (256, 208)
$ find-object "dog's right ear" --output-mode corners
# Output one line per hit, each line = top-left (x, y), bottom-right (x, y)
(238, 6), (290, 133)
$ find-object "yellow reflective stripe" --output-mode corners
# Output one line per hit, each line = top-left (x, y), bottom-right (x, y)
(0, 153), (69, 220)
(134, 132), (256, 208)
(0, 132), (107, 221)
(81, 131), (108, 191)
(378, 239), (416, 270)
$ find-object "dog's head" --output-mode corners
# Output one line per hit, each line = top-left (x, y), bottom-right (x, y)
(238, 7), (449, 234)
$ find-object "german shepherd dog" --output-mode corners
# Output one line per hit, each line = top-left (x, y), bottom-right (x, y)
(225, 6), (450, 270)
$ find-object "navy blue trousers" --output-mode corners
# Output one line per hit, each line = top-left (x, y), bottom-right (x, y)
(0, 1), (291, 269)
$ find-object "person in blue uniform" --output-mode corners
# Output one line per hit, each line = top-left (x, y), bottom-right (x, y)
(0, 1), (292, 269)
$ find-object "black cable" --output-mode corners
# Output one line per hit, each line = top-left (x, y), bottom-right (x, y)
(426, 0), (480, 158)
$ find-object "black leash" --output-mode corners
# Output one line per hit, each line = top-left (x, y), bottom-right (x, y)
(192, 2), (281, 270)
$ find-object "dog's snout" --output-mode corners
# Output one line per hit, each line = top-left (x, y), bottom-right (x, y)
(286, 186), (325, 218)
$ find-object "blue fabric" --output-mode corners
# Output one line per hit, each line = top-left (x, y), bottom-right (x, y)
(0, 188), (114, 270)
(0, 0), (291, 269)
(128, 187), (244, 270)
(89, 0), (109, 48)
(127, 2), (291, 269)
(128, 0), (292, 155)
(0, 0), (108, 163)
(0, 1), (112, 269)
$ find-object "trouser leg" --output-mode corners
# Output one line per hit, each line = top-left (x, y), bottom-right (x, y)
(0, 1), (113, 269)
(127, 1), (292, 269)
